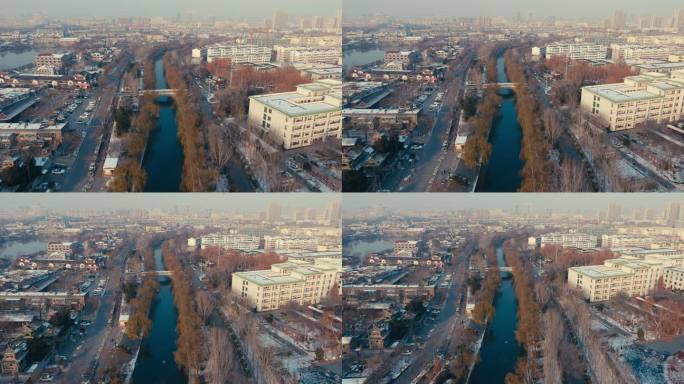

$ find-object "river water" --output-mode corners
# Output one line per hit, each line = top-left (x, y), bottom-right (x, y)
(0, 239), (45, 261)
(343, 237), (393, 266)
(342, 48), (385, 72)
(142, 57), (184, 192)
(131, 247), (186, 384)
(469, 246), (523, 383)
(475, 55), (523, 192)
(0, 49), (37, 70)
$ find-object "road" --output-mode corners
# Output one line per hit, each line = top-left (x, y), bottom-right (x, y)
(192, 77), (256, 192)
(380, 50), (474, 192)
(392, 240), (475, 384)
(53, 239), (131, 384)
(60, 52), (131, 191)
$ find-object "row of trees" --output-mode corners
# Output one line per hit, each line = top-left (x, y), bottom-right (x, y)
(505, 50), (553, 191)
(471, 268), (501, 324)
(110, 62), (160, 192)
(461, 88), (501, 168)
(161, 241), (204, 383)
(199, 246), (283, 289)
(163, 52), (215, 191)
(503, 242), (541, 384)
(124, 248), (159, 339)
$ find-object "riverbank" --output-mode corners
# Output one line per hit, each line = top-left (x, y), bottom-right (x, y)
(469, 246), (523, 383)
(142, 55), (184, 192)
(475, 55), (523, 192)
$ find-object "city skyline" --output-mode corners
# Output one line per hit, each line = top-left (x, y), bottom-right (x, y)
(0, 194), (340, 213)
(2, 0), (341, 19)
(343, 194), (684, 214)
(343, 0), (683, 19)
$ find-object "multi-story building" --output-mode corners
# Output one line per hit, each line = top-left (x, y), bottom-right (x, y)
(200, 233), (261, 251)
(610, 44), (672, 62)
(568, 253), (684, 301)
(232, 258), (341, 312)
(580, 71), (684, 131)
(247, 79), (341, 149)
(545, 42), (608, 61)
(394, 240), (418, 256)
(35, 52), (73, 70)
(384, 50), (420, 68)
(47, 241), (74, 257)
(634, 62), (684, 75)
(664, 267), (684, 291)
(539, 232), (598, 249)
(273, 46), (340, 65)
(203, 44), (272, 64)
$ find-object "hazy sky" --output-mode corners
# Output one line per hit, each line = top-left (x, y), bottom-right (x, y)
(0, 194), (338, 213)
(343, 194), (684, 213)
(344, 0), (682, 19)
(5, 0), (340, 19)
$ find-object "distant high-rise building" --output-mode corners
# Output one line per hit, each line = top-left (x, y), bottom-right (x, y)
(267, 202), (282, 221)
(607, 203), (621, 222)
(633, 207), (644, 221)
(677, 9), (684, 28)
(273, 11), (289, 30)
(666, 202), (681, 224)
(612, 10), (627, 29)
(328, 201), (342, 224)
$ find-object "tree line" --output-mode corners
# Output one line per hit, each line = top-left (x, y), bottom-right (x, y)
(502, 241), (542, 384)
(161, 240), (204, 383)
(461, 88), (501, 169)
(504, 50), (553, 191)
(163, 52), (215, 191)
(124, 248), (159, 340)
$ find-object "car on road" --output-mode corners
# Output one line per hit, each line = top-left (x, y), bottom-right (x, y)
(40, 374), (54, 382)
(88, 163), (96, 173)
(51, 168), (66, 175)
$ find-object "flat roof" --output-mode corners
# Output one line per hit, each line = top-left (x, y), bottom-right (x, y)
(569, 265), (631, 278)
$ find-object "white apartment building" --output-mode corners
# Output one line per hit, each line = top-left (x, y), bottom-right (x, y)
(664, 267), (684, 291)
(601, 234), (656, 249)
(394, 240), (418, 256)
(580, 71), (684, 131)
(545, 42), (608, 61)
(263, 235), (324, 251)
(232, 258), (341, 312)
(47, 242), (74, 257)
(539, 232), (598, 249)
(611, 44), (671, 62)
(200, 233), (261, 251)
(568, 253), (684, 302)
(204, 44), (272, 64)
(273, 46), (340, 65)
(247, 79), (341, 149)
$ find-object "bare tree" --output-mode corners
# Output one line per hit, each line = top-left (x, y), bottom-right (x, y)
(208, 125), (233, 172)
(543, 109), (563, 148)
(559, 156), (589, 192)
(196, 291), (215, 324)
(542, 308), (563, 384)
(206, 327), (235, 384)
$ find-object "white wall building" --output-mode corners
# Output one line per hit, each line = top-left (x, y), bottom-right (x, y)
(247, 79), (341, 149)
(539, 232), (598, 249)
(200, 233), (260, 251)
(545, 42), (608, 61)
(204, 44), (272, 64)
(580, 71), (684, 131)
(232, 258), (341, 312)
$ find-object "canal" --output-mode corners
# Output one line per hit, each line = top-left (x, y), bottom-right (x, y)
(142, 57), (184, 192)
(469, 246), (523, 384)
(131, 247), (186, 384)
(475, 55), (523, 192)
(0, 49), (37, 70)
(343, 237), (393, 267)
(0, 239), (45, 261)
(342, 48), (385, 72)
